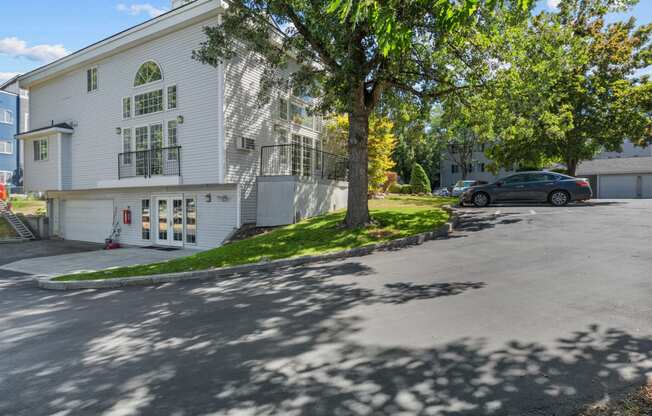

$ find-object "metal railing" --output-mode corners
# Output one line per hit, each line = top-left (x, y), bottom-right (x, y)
(118, 146), (181, 179)
(260, 144), (348, 181)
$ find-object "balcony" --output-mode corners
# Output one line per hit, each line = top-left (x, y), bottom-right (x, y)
(118, 146), (181, 180)
(259, 144), (348, 181)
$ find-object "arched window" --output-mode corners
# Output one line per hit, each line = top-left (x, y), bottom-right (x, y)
(134, 61), (163, 87)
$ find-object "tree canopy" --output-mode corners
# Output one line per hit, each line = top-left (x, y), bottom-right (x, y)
(443, 0), (652, 175)
(194, 0), (532, 226)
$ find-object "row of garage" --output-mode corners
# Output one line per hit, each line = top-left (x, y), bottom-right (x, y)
(577, 157), (652, 199)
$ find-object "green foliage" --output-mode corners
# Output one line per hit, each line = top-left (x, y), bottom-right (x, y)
(400, 185), (413, 194)
(388, 183), (403, 194)
(192, 0), (532, 226)
(446, 0), (652, 175)
(410, 163), (432, 194)
(324, 115), (397, 193)
(54, 196), (452, 281)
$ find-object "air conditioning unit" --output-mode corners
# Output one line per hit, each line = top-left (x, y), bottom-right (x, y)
(237, 136), (256, 151)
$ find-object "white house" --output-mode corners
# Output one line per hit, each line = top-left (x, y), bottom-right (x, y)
(17, 0), (347, 248)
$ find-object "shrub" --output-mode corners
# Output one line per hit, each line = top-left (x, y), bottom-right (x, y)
(409, 163), (431, 194)
(388, 183), (403, 194)
(401, 185), (413, 194)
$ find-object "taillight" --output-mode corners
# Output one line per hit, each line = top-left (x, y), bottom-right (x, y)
(577, 180), (590, 187)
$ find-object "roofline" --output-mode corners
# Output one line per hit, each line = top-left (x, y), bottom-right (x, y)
(16, 125), (74, 140)
(19, 0), (222, 88)
(0, 75), (20, 90)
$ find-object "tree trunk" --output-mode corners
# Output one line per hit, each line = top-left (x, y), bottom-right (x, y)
(567, 159), (578, 177)
(344, 95), (371, 228)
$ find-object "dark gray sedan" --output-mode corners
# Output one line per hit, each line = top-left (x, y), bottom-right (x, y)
(460, 171), (592, 207)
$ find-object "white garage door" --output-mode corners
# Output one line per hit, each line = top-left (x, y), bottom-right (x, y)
(62, 200), (114, 243)
(599, 174), (652, 199)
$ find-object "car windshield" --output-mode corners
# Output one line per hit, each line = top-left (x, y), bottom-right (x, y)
(455, 180), (476, 187)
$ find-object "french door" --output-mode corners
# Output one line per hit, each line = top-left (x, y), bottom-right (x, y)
(155, 196), (184, 247)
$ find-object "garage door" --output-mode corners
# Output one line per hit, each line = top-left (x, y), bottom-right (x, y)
(62, 200), (114, 243)
(599, 174), (652, 199)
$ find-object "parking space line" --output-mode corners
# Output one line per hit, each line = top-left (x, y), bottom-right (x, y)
(529, 209), (537, 215)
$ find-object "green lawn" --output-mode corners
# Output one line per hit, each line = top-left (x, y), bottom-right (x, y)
(9, 199), (46, 216)
(55, 195), (455, 282)
(0, 217), (17, 239)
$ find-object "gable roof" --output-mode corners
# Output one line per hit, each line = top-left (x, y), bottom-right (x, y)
(576, 156), (652, 175)
(19, 0), (222, 88)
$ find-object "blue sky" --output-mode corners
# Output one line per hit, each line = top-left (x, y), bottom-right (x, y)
(0, 0), (650, 83)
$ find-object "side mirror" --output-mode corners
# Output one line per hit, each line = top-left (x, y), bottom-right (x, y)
(496, 181), (503, 187)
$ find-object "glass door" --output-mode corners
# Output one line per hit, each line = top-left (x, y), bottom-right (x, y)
(155, 196), (184, 247)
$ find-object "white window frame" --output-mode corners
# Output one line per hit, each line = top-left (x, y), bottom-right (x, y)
(134, 60), (164, 89)
(141, 199), (151, 241)
(0, 109), (14, 124)
(33, 139), (48, 162)
(0, 141), (12, 154)
(122, 97), (132, 119)
(167, 85), (178, 110)
(184, 196), (197, 245)
(134, 88), (164, 118)
(86, 67), (98, 93)
(122, 128), (133, 165)
(275, 89), (320, 132)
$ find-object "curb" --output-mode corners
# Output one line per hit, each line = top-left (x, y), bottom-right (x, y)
(37, 206), (459, 291)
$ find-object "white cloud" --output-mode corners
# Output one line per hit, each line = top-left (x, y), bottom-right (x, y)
(117, 3), (168, 18)
(0, 37), (70, 63)
(0, 72), (20, 84)
(547, 0), (561, 9)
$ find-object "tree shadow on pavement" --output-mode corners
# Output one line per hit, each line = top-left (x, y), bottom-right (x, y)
(0, 261), (649, 416)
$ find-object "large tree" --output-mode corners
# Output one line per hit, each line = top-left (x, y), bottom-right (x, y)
(463, 0), (652, 176)
(193, 0), (531, 227)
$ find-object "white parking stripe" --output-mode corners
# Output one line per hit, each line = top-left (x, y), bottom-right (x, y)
(529, 209), (537, 215)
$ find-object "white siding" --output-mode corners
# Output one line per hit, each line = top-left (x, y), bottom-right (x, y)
(223, 53), (321, 223)
(23, 135), (60, 192)
(51, 184), (238, 249)
(28, 16), (223, 191)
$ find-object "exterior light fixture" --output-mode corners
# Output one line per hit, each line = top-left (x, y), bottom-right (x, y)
(205, 193), (212, 203)
(177, 115), (184, 124)
(116, 127), (122, 135)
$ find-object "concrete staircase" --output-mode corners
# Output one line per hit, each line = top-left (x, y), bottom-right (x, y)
(0, 200), (36, 242)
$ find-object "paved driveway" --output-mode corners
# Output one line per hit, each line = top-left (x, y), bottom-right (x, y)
(0, 200), (650, 415)
(0, 240), (202, 278)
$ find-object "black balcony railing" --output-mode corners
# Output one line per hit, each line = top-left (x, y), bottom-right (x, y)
(260, 144), (348, 181)
(118, 146), (181, 179)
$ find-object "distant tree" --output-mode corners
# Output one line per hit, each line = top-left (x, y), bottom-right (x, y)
(193, 0), (532, 226)
(463, 0), (652, 176)
(410, 163), (432, 194)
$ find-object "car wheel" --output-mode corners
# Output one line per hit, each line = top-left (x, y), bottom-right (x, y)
(472, 192), (490, 207)
(549, 190), (569, 206)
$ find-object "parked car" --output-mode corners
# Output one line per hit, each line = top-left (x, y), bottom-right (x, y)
(451, 180), (488, 197)
(460, 172), (592, 207)
(433, 187), (451, 197)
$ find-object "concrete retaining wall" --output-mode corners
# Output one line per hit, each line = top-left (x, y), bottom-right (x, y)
(257, 176), (348, 226)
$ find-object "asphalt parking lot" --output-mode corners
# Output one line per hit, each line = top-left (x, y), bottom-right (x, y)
(0, 200), (650, 415)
